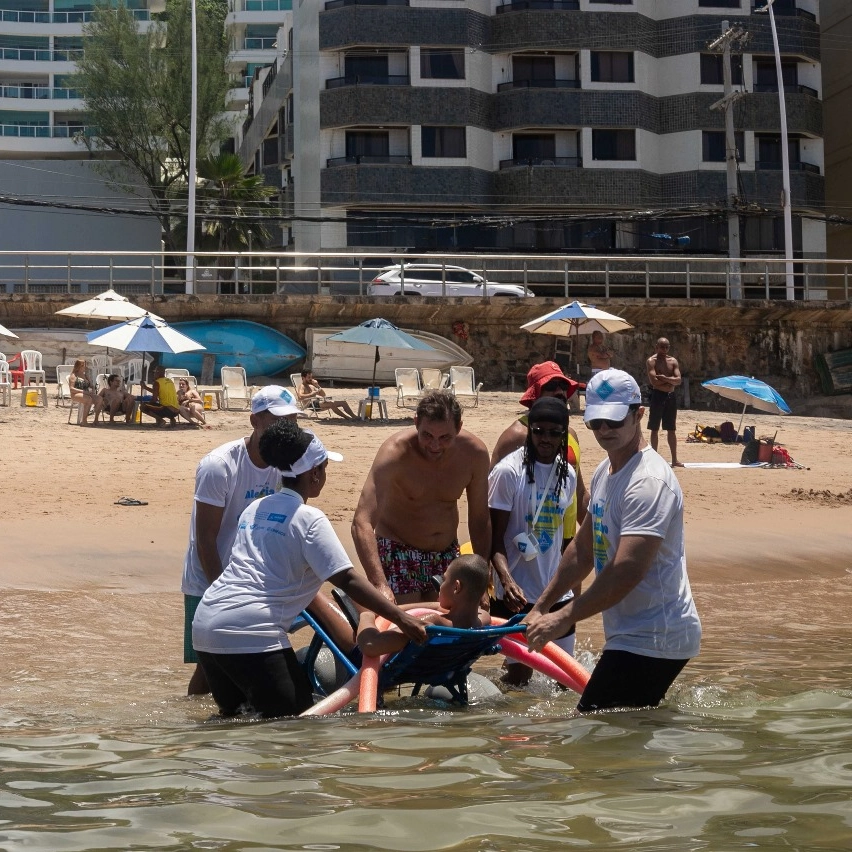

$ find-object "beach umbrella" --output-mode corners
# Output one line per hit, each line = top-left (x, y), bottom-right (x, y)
(325, 317), (434, 388)
(55, 289), (161, 322)
(702, 375), (792, 437)
(520, 300), (633, 372)
(86, 314), (205, 356)
(0, 323), (18, 338)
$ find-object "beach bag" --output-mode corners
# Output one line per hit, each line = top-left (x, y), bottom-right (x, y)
(740, 440), (760, 464)
(719, 421), (737, 443)
(742, 425), (755, 444)
(771, 445), (793, 466)
(700, 425), (722, 443)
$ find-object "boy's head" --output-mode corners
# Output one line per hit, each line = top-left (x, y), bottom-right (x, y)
(439, 554), (489, 610)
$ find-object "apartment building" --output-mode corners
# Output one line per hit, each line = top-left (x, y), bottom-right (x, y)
(234, 0), (827, 261)
(0, 0), (162, 256)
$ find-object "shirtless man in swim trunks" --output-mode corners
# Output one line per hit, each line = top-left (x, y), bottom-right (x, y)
(646, 337), (683, 467)
(352, 390), (491, 604)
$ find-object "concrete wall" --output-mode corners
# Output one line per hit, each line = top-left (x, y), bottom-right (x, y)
(4, 294), (852, 417)
(0, 161), (162, 279)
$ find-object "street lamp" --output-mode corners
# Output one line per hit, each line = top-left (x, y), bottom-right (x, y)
(755, 0), (795, 300)
(185, 0), (198, 294)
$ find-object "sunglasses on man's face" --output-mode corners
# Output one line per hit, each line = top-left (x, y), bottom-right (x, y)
(541, 380), (570, 392)
(530, 426), (566, 438)
(586, 416), (630, 431)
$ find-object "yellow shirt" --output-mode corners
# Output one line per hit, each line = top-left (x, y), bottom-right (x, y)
(156, 376), (179, 408)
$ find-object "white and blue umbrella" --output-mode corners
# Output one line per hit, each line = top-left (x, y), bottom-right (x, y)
(86, 314), (205, 355)
(325, 318), (434, 387)
(702, 375), (792, 436)
(0, 323), (18, 338)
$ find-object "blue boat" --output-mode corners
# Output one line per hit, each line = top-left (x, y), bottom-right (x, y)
(160, 320), (305, 379)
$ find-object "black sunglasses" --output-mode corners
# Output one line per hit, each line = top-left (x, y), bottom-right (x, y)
(530, 426), (566, 438)
(586, 416), (630, 431)
(541, 380), (570, 392)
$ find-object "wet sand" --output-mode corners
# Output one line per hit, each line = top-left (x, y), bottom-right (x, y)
(2, 384), (851, 708)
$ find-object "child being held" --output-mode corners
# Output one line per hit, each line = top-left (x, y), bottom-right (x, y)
(357, 554), (492, 657)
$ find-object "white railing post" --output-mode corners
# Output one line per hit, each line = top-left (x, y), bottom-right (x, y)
(685, 261), (691, 299)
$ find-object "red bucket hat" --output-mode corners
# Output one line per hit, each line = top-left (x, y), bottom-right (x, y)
(519, 361), (579, 407)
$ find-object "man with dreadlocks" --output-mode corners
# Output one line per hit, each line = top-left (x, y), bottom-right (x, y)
(488, 397), (578, 685)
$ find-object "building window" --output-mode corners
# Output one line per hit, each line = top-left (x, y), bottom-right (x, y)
(346, 131), (389, 159)
(512, 55), (555, 84)
(754, 59), (798, 90)
(700, 53), (743, 86)
(589, 0), (632, 3)
(512, 133), (556, 161)
(590, 52), (634, 83)
(421, 126), (466, 158)
(698, 0), (740, 7)
(702, 130), (744, 162)
(592, 129), (636, 160)
(420, 48), (465, 80)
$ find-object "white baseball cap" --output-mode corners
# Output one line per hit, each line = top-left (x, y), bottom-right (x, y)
(251, 385), (303, 418)
(584, 369), (643, 423)
(280, 435), (343, 478)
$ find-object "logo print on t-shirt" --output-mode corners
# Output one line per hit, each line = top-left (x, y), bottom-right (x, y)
(591, 499), (610, 574)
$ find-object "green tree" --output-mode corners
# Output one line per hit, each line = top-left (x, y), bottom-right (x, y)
(70, 0), (229, 252)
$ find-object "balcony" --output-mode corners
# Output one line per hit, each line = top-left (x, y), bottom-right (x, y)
(0, 7), (150, 22)
(0, 85), (80, 99)
(753, 83), (819, 98)
(497, 79), (580, 92)
(499, 156), (582, 169)
(326, 74), (409, 89)
(326, 154), (411, 166)
(755, 160), (820, 174)
(0, 122), (89, 137)
(497, 0), (580, 12)
(0, 47), (82, 61)
(325, 0), (408, 8)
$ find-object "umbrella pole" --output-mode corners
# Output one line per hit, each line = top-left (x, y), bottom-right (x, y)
(736, 403), (748, 439)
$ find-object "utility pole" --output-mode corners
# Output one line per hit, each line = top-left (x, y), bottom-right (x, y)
(709, 21), (749, 300)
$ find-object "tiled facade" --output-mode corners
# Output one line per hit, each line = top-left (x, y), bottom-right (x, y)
(245, 0), (827, 256)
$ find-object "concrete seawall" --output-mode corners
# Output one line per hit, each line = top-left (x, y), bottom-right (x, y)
(3, 294), (852, 417)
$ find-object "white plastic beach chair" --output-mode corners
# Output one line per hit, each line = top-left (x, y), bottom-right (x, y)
(124, 358), (148, 395)
(395, 368), (425, 408)
(55, 364), (72, 407)
(420, 367), (448, 390)
(0, 361), (11, 407)
(20, 349), (46, 386)
(448, 366), (483, 408)
(221, 366), (251, 410)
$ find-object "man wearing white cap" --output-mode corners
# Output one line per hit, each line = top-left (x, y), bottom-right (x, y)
(181, 385), (302, 696)
(525, 369), (701, 712)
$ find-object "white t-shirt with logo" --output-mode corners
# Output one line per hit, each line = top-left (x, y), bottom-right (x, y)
(488, 448), (576, 602)
(589, 445), (701, 659)
(181, 438), (281, 597)
(192, 488), (353, 654)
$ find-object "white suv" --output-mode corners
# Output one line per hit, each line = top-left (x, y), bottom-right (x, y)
(368, 264), (534, 298)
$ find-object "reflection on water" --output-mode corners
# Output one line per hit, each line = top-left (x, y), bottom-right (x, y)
(0, 576), (850, 851)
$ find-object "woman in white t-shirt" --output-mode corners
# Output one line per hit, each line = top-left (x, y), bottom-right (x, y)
(192, 419), (427, 718)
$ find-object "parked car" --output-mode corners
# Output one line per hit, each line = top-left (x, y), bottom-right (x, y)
(368, 264), (535, 298)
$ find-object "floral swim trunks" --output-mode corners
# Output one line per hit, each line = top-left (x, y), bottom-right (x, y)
(377, 536), (461, 596)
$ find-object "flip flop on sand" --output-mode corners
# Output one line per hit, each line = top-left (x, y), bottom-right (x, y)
(114, 497), (148, 506)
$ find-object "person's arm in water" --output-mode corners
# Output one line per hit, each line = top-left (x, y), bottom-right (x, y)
(195, 501), (226, 584)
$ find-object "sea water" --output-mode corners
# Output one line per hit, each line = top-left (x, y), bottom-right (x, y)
(1, 576), (850, 851)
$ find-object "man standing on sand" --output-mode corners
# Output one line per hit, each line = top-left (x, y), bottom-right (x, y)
(646, 337), (683, 467)
(525, 369), (701, 712)
(587, 331), (613, 374)
(352, 390), (491, 604)
(181, 385), (302, 696)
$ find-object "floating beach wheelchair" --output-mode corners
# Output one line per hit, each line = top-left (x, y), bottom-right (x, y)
(292, 595), (590, 716)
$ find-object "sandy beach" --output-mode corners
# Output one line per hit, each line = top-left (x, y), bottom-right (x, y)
(2, 383), (852, 715)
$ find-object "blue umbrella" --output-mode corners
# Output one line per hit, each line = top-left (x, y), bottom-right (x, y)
(702, 375), (791, 436)
(325, 318), (434, 387)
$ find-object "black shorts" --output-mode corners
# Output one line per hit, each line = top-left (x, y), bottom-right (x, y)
(490, 597), (576, 640)
(648, 389), (677, 432)
(196, 648), (313, 718)
(577, 649), (689, 712)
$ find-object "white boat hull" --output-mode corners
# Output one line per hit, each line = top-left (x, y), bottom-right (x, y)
(9, 328), (142, 380)
(306, 327), (473, 385)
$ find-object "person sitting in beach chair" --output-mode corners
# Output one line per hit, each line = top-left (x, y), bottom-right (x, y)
(353, 555), (525, 705)
(97, 374), (136, 424)
(296, 369), (358, 420)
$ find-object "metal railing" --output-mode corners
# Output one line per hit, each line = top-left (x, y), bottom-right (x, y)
(0, 47), (84, 61)
(324, 0), (409, 9)
(0, 7), (149, 22)
(326, 74), (410, 89)
(497, 0), (580, 12)
(0, 123), (89, 138)
(0, 85), (80, 100)
(499, 156), (582, 169)
(0, 250), (847, 302)
(497, 79), (581, 92)
(326, 154), (412, 166)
